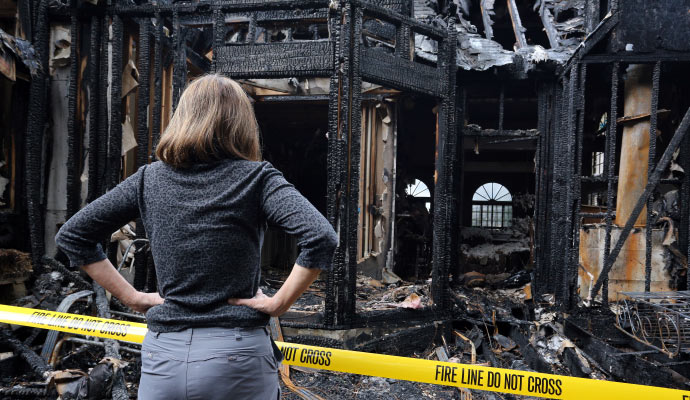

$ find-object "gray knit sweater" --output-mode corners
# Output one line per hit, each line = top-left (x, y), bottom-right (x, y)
(55, 159), (337, 332)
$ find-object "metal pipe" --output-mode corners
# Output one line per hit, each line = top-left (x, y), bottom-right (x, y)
(615, 64), (653, 227)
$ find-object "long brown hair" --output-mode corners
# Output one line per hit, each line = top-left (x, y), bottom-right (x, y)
(156, 74), (261, 168)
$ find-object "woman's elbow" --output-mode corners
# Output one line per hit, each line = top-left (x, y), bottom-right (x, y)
(324, 227), (338, 253)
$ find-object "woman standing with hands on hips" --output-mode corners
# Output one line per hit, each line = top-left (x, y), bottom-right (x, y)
(55, 74), (338, 399)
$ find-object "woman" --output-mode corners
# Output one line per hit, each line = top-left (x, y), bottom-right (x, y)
(55, 74), (338, 399)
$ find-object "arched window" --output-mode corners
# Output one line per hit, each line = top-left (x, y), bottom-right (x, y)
(405, 179), (431, 212)
(472, 183), (512, 228)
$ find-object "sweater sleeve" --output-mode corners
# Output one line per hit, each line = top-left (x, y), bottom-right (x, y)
(260, 162), (337, 270)
(55, 166), (145, 269)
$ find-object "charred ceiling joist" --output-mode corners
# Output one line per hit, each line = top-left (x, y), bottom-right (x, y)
(28, 0), (459, 329)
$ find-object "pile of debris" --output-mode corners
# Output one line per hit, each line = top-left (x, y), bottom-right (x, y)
(2, 247), (689, 399)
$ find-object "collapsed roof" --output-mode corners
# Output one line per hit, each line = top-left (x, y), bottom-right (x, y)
(415, 0), (586, 72)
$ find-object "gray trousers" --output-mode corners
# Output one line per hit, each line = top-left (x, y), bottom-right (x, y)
(138, 326), (281, 399)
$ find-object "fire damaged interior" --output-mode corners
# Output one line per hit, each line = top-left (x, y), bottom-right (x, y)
(2, 0), (690, 398)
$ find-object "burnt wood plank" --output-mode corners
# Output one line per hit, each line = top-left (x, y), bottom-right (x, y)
(216, 41), (333, 77)
(360, 47), (442, 96)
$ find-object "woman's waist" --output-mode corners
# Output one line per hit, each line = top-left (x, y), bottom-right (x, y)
(143, 325), (273, 361)
(145, 301), (270, 331)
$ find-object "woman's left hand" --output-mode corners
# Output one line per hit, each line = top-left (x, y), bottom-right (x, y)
(228, 289), (281, 316)
(126, 291), (165, 314)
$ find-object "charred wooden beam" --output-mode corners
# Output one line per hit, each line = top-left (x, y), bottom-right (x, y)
(24, 0), (50, 269)
(41, 256), (91, 290)
(151, 13), (163, 159)
(216, 42), (334, 78)
(508, 324), (554, 373)
(395, 23), (411, 59)
(570, 64), (587, 307)
(463, 126), (538, 137)
(180, 8), (329, 26)
(134, 19), (151, 292)
(93, 283), (128, 400)
(506, 0), (527, 48)
(172, 10), (187, 109)
(431, 19), (458, 312)
(561, 13), (619, 75)
(360, 48), (442, 96)
(479, 0), (494, 40)
(212, 8), (223, 72)
(185, 44), (211, 72)
(564, 319), (680, 387)
(584, 0), (600, 33)
(107, 15), (123, 190)
(323, 3), (342, 328)
(87, 16), (102, 203)
(498, 85), (504, 131)
(644, 62), (661, 291)
(109, 1), (330, 18)
(66, 9), (80, 219)
(0, 330), (51, 378)
(136, 19), (150, 169)
(96, 16), (109, 197)
(601, 63), (620, 304)
(345, 5), (364, 323)
(539, 4), (560, 49)
(356, 0), (446, 40)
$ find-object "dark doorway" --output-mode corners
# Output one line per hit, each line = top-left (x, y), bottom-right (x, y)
(254, 102), (329, 271)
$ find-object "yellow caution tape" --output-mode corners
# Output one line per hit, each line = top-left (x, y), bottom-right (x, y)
(1, 304), (689, 400)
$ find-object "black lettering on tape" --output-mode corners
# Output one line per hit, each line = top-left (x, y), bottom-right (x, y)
(435, 365), (458, 383)
(504, 373), (523, 391)
(280, 346), (299, 362)
(487, 371), (501, 388)
(298, 349), (331, 366)
(527, 376), (562, 396)
(461, 368), (482, 386)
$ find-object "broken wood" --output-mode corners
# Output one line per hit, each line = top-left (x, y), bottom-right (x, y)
(0, 329), (52, 378)
(269, 317), (325, 400)
(564, 319), (682, 387)
(615, 109), (670, 125)
(506, 0), (527, 48)
(453, 330), (477, 364)
(479, 0), (495, 40)
(539, 3), (560, 48)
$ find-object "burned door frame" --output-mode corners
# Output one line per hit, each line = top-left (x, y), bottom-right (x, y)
(30, 0), (458, 329)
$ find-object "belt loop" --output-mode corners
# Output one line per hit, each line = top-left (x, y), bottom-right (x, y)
(154, 331), (161, 339)
(235, 327), (242, 341)
(186, 329), (193, 345)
